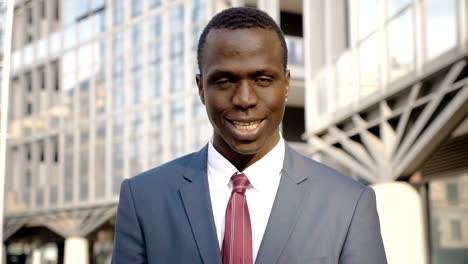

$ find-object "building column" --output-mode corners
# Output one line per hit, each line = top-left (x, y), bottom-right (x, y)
(31, 248), (42, 264)
(64, 237), (89, 264)
(372, 182), (427, 264)
(2, 245), (6, 264)
(258, 0), (280, 23)
(303, 0), (325, 132)
(230, 0), (244, 7)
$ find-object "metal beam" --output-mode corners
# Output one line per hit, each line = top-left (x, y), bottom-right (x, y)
(389, 83), (421, 158)
(393, 61), (466, 165)
(328, 126), (376, 170)
(396, 84), (468, 177)
(310, 136), (376, 182)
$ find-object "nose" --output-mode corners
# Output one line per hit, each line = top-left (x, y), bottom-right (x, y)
(232, 80), (257, 109)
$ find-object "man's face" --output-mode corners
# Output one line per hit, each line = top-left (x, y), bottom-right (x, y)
(196, 28), (290, 166)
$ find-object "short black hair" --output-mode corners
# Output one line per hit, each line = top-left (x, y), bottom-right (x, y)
(197, 7), (288, 74)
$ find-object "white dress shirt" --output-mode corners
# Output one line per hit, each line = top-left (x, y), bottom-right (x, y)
(207, 137), (285, 262)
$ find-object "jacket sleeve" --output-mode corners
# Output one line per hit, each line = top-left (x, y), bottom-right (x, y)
(339, 187), (387, 264)
(112, 179), (148, 264)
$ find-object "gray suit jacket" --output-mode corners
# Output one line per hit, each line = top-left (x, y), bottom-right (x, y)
(112, 143), (387, 263)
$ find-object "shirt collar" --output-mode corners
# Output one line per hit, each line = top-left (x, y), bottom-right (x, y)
(207, 137), (285, 191)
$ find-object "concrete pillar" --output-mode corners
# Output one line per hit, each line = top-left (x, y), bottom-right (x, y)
(230, 0), (244, 7)
(303, 0), (325, 131)
(372, 182), (427, 264)
(31, 248), (42, 264)
(64, 237), (89, 264)
(258, 0), (280, 23)
(2, 245), (6, 264)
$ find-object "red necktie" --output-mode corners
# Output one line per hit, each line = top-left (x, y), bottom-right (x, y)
(221, 173), (253, 264)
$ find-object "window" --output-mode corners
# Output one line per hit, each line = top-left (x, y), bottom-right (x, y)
(192, 0), (207, 22)
(38, 66), (46, 89)
(25, 71), (32, 92)
(446, 182), (458, 205)
(27, 4), (33, 25)
(54, 0), (60, 20)
(149, 0), (161, 9)
(52, 136), (59, 162)
(113, 0), (124, 25)
(426, 0), (457, 59)
(39, 140), (45, 162)
(171, 100), (184, 124)
(40, 0), (46, 19)
(132, 0), (142, 17)
(359, 34), (381, 97)
(78, 16), (92, 42)
(51, 60), (60, 91)
(450, 220), (462, 241)
(388, 8), (414, 80)
(357, 0), (380, 38)
(25, 144), (32, 161)
(26, 102), (33, 115)
(388, 0), (410, 17)
(429, 172), (468, 264)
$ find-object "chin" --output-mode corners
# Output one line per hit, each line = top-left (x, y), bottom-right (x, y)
(230, 141), (263, 156)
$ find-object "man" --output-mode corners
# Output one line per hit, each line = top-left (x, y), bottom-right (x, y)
(112, 7), (387, 264)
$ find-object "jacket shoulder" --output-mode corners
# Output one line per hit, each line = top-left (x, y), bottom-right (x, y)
(127, 146), (207, 188)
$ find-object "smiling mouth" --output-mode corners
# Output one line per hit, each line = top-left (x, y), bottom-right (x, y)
(231, 120), (262, 131)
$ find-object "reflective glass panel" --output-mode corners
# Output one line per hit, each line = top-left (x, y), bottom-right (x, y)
(91, 0), (105, 10)
(150, 16), (162, 39)
(113, 31), (124, 57)
(388, 8), (414, 80)
(64, 151), (74, 202)
(64, 25), (76, 50)
(112, 140), (123, 195)
(426, 0), (457, 60)
(113, 0), (124, 25)
(359, 33), (381, 97)
(132, 0), (142, 17)
(149, 0), (162, 9)
(358, 0), (380, 38)
(95, 9), (106, 34)
(429, 171), (468, 264)
(94, 138), (106, 198)
(171, 100), (184, 123)
(50, 31), (61, 55)
(170, 4), (184, 32)
(192, 0), (207, 22)
(79, 16), (92, 42)
(389, 0), (410, 17)
(150, 107), (162, 130)
(335, 52), (354, 108)
(79, 142), (89, 200)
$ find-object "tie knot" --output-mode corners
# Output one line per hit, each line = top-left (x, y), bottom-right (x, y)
(231, 173), (250, 194)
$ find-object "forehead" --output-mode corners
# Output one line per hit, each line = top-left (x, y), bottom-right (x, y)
(201, 28), (283, 73)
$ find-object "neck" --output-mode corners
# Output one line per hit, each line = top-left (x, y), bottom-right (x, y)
(213, 133), (281, 172)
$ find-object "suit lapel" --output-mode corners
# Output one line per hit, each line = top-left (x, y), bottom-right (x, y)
(179, 145), (222, 264)
(255, 144), (311, 264)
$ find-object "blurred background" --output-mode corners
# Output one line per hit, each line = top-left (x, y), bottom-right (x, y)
(0, 0), (467, 263)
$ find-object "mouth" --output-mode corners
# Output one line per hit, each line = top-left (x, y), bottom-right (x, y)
(231, 120), (262, 131)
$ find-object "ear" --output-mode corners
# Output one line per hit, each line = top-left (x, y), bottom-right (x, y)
(196, 74), (205, 105)
(284, 69), (290, 99)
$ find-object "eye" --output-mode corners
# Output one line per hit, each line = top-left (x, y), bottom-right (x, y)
(214, 78), (235, 89)
(255, 76), (273, 87)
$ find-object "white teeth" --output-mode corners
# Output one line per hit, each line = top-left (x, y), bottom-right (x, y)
(232, 121), (260, 130)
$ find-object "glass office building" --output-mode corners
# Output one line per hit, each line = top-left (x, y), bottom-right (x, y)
(2, 0), (305, 262)
(303, 1), (468, 263)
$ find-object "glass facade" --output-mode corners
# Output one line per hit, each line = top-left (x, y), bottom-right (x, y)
(6, 0), (211, 213)
(429, 171), (468, 264)
(309, 0), (464, 128)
